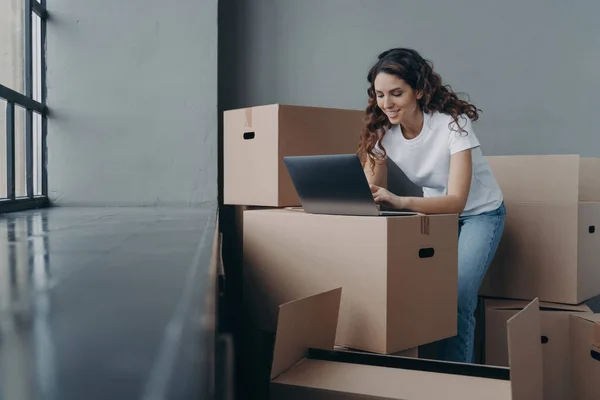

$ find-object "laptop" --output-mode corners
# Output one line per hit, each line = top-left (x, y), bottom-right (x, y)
(283, 153), (417, 217)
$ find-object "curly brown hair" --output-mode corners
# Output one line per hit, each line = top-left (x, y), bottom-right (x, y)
(357, 48), (481, 171)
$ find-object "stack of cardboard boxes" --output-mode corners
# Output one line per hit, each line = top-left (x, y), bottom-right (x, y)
(479, 155), (600, 400)
(223, 103), (380, 397)
(224, 103), (459, 355)
(222, 104), (563, 399)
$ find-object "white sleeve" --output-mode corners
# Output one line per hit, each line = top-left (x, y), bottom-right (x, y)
(374, 140), (385, 158)
(373, 129), (387, 158)
(448, 115), (480, 155)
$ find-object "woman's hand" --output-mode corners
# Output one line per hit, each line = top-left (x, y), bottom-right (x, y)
(369, 184), (405, 209)
(368, 150), (473, 215)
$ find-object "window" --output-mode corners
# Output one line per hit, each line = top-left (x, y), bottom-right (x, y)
(0, 0), (48, 213)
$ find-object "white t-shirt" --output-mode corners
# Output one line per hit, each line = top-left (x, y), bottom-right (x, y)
(375, 111), (503, 216)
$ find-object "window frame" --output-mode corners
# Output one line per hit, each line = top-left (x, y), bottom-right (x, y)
(0, 0), (49, 213)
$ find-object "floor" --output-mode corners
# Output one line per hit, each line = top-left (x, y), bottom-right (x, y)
(0, 205), (217, 400)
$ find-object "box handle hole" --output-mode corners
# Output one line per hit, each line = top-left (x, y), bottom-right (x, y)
(591, 349), (600, 362)
(589, 226), (595, 234)
(243, 132), (255, 140)
(541, 336), (549, 344)
(418, 248), (435, 258)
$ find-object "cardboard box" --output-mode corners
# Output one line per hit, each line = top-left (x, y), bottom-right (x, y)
(479, 155), (600, 304)
(485, 155), (600, 203)
(569, 313), (600, 400)
(485, 299), (592, 400)
(223, 104), (365, 207)
(270, 288), (543, 399)
(243, 208), (458, 354)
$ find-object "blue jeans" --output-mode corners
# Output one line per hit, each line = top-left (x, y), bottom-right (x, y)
(438, 202), (506, 363)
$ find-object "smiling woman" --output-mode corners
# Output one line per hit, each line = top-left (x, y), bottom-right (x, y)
(373, 73), (424, 138)
(357, 47), (506, 365)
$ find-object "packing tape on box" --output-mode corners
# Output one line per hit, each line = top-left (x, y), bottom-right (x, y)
(420, 216), (430, 235)
(245, 108), (252, 128)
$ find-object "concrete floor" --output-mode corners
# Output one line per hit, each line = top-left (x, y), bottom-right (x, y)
(0, 206), (217, 400)
(1, 205), (598, 400)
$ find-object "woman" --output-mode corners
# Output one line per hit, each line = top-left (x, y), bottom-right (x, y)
(358, 47), (505, 363)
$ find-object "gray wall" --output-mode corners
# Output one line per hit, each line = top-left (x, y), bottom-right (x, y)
(219, 0), (600, 157)
(47, 0), (218, 206)
(218, 0), (600, 312)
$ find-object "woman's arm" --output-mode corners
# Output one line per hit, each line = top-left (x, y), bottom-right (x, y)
(371, 149), (472, 214)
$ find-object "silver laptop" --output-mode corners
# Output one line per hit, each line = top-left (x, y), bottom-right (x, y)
(283, 154), (417, 217)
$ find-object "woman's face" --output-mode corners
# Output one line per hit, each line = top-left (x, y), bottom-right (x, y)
(373, 72), (422, 125)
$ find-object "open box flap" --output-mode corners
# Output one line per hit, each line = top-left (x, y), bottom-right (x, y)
(507, 298), (543, 400)
(579, 315), (600, 349)
(486, 298), (591, 313)
(572, 312), (600, 350)
(573, 313), (600, 324)
(596, 321), (600, 350)
(270, 287), (342, 380)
